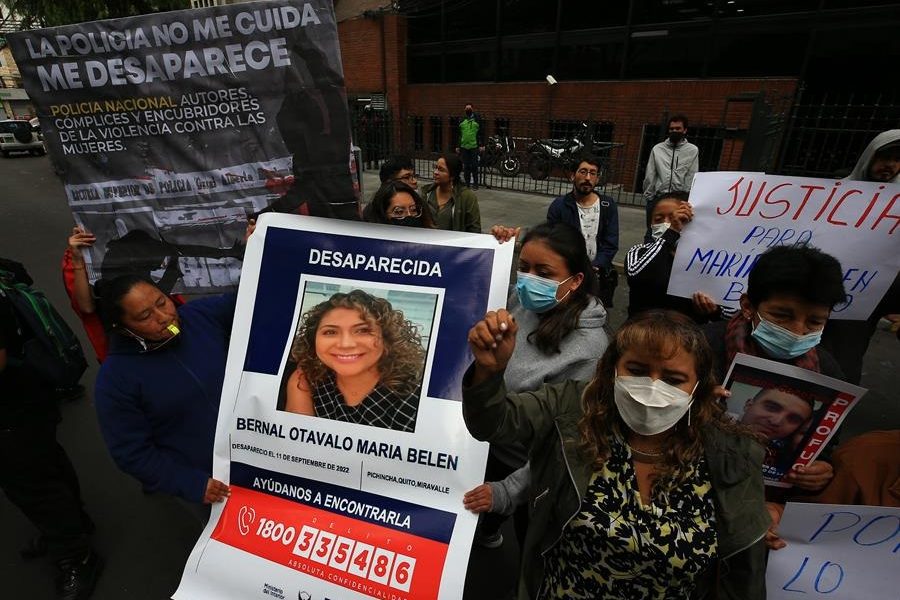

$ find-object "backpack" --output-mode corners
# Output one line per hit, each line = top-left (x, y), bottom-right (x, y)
(0, 270), (87, 388)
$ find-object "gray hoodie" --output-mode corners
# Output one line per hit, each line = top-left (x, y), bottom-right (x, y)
(846, 129), (900, 183)
(505, 295), (609, 394)
(642, 137), (700, 202)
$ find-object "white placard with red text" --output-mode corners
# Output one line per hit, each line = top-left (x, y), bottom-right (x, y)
(668, 172), (900, 320)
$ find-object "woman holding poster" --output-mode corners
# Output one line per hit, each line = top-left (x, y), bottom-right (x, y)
(284, 290), (424, 432)
(94, 275), (233, 507)
(464, 310), (769, 598)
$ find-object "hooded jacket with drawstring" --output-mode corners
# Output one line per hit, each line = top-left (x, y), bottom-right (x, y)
(642, 136), (700, 202)
(844, 128), (900, 183)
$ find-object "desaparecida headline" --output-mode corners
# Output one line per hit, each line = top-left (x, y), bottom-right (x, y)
(23, 4), (322, 92)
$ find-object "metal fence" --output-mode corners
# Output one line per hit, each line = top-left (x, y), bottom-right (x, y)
(350, 87), (900, 206)
(776, 88), (900, 179)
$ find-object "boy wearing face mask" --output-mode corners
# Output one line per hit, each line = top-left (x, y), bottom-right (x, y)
(702, 245), (846, 493)
(625, 191), (722, 322)
(642, 114), (700, 210)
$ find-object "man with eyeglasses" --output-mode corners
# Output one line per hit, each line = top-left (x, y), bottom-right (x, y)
(378, 154), (418, 190)
(546, 155), (620, 306)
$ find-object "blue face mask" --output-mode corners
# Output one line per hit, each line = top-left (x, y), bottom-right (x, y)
(516, 272), (572, 313)
(751, 314), (822, 360)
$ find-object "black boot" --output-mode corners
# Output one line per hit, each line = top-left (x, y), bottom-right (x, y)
(56, 550), (102, 600)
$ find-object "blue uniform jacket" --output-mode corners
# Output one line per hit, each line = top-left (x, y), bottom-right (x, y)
(95, 294), (236, 503)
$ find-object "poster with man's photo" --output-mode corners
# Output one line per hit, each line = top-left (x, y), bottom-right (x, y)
(722, 354), (867, 487)
(174, 214), (514, 600)
(7, 0), (359, 293)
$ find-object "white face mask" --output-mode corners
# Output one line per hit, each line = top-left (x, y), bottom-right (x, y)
(613, 372), (696, 436)
(650, 221), (671, 240)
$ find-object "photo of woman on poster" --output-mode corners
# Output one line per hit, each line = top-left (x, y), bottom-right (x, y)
(283, 289), (425, 432)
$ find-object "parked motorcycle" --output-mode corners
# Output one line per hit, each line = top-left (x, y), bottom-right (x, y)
(481, 133), (521, 177)
(526, 122), (591, 181)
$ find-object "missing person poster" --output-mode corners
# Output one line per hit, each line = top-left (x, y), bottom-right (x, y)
(7, 0), (358, 293)
(722, 354), (866, 487)
(175, 214), (514, 600)
(667, 172), (900, 320)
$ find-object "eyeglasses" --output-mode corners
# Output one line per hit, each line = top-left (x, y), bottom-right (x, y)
(389, 205), (421, 218)
(393, 172), (418, 183)
(576, 168), (599, 177)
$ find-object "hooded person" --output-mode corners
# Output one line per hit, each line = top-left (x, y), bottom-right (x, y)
(820, 129), (900, 384)
(844, 129), (900, 183)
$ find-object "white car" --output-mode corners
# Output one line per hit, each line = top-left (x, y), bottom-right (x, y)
(0, 118), (47, 157)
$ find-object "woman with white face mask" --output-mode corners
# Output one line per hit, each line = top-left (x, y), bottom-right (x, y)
(626, 190), (722, 321)
(463, 310), (768, 599)
(464, 222), (609, 550)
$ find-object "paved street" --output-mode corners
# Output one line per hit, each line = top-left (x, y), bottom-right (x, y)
(0, 156), (896, 599)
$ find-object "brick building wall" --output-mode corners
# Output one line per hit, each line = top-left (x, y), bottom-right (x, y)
(334, 9), (800, 192)
(402, 78), (798, 192)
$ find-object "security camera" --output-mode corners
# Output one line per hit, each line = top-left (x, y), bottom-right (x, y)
(546, 75), (558, 86)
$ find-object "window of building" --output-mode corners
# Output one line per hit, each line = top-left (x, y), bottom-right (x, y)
(412, 116), (424, 151)
(500, 0), (559, 35)
(449, 116), (461, 149)
(556, 33), (625, 80)
(445, 40), (497, 82)
(631, 0), (716, 24)
(627, 26), (709, 78)
(560, 0), (628, 30)
(499, 33), (556, 82)
(445, 0), (498, 40)
(430, 116), (443, 152)
(408, 45), (444, 83)
(404, 2), (442, 44)
(708, 27), (808, 76)
(715, 0), (820, 18)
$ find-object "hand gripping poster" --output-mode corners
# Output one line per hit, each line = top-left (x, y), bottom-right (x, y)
(175, 214), (514, 600)
(7, 0), (359, 293)
(721, 354), (866, 487)
(666, 172), (900, 320)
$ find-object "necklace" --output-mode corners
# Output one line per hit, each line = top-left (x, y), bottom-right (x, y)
(625, 441), (665, 461)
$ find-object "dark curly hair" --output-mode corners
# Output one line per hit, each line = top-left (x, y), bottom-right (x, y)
(365, 181), (435, 228)
(290, 290), (425, 396)
(578, 310), (750, 495)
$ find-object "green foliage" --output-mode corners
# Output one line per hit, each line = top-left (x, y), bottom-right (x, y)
(2, 0), (187, 28)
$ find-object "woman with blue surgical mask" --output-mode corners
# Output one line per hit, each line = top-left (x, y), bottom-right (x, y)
(463, 309), (769, 598)
(463, 222), (609, 550)
(702, 245), (848, 493)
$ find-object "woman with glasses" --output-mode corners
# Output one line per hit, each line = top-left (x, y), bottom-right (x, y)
(463, 310), (769, 599)
(363, 180), (436, 228)
(421, 153), (482, 233)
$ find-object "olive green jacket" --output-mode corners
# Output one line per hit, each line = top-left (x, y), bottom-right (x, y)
(462, 372), (770, 600)
(422, 183), (482, 233)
